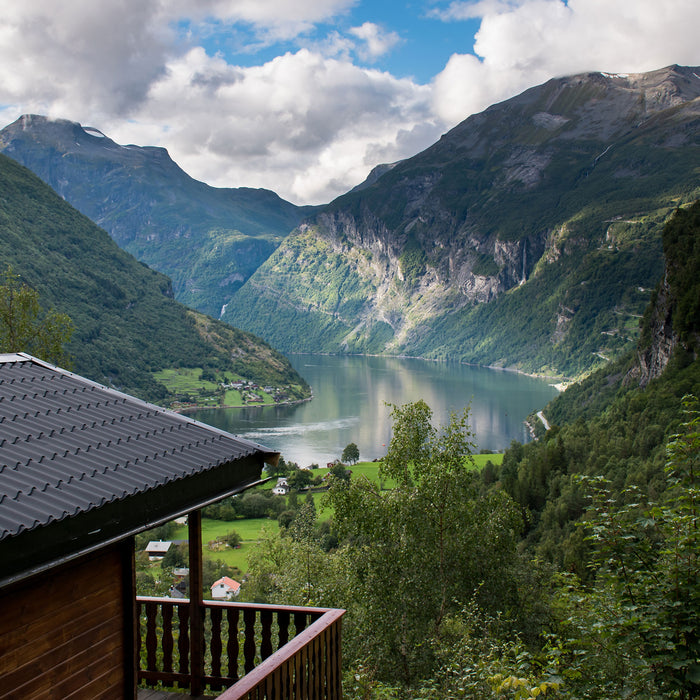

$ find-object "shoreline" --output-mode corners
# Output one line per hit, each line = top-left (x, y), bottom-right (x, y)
(175, 394), (313, 415)
(169, 351), (574, 414)
(289, 351), (575, 392)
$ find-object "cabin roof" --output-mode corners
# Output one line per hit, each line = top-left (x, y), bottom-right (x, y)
(0, 353), (277, 585)
(212, 576), (240, 591)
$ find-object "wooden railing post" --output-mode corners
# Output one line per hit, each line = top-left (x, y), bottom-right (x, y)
(189, 509), (204, 695)
(137, 597), (344, 698)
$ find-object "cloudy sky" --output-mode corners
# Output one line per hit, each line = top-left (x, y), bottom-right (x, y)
(1, 0), (699, 204)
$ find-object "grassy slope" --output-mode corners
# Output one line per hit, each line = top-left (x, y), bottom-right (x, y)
(0, 153), (310, 403)
(170, 454), (505, 573)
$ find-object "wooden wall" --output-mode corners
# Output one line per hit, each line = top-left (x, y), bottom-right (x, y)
(0, 541), (135, 699)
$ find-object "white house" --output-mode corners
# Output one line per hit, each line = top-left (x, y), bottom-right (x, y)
(211, 576), (241, 600)
(145, 540), (172, 560)
(272, 477), (290, 495)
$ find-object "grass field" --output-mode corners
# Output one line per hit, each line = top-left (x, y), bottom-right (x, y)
(153, 367), (277, 408)
(180, 454), (505, 574)
(223, 389), (244, 406)
(172, 517), (280, 571)
(153, 367), (219, 394)
(473, 453), (504, 468)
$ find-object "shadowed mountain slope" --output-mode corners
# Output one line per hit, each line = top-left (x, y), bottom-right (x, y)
(0, 115), (316, 317)
(0, 152), (309, 403)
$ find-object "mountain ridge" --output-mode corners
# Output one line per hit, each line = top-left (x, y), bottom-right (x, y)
(2, 66), (699, 379)
(223, 64), (700, 378)
(0, 152), (310, 404)
(0, 115), (318, 317)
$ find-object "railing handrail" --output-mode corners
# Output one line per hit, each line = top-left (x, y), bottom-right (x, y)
(136, 595), (333, 616)
(217, 607), (345, 699)
(136, 596), (345, 698)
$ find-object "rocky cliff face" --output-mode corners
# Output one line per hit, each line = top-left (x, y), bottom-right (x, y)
(225, 65), (700, 377)
(632, 274), (678, 387)
(629, 199), (700, 386)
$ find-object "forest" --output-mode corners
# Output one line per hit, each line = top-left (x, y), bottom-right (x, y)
(2, 142), (697, 696)
(0, 153), (310, 404)
(232, 203), (700, 699)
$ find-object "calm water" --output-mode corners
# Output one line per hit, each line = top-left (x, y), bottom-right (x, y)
(189, 355), (559, 467)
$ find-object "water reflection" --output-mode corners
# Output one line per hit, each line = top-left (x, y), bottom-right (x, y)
(189, 355), (559, 467)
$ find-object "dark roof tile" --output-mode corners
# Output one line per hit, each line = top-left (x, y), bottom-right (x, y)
(0, 354), (276, 540)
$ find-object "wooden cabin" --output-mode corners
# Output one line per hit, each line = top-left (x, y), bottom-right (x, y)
(0, 353), (343, 699)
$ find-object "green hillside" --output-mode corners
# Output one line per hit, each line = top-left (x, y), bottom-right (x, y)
(0, 153), (310, 403)
(225, 66), (700, 379)
(236, 204), (700, 700)
(0, 115), (316, 318)
(497, 201), (700, 574)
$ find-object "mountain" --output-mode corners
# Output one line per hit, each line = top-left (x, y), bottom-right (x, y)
(0, 115), (316, 318)
(497, 201), (700, 575)
(0, 152), (310, 404)
(223, 65), (700, 378)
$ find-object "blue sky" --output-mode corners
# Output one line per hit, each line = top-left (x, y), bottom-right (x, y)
(1, 1), (699, 204)
(189, 2), (483, 84)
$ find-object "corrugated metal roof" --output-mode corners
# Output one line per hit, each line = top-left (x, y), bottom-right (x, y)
(0, 353), (275, 540)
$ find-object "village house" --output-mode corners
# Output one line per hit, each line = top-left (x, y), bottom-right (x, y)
(271, 477), (290, 495)
(211, 576), (241, 600)
(0, 353), (343, 699)
(145, 540), (172, 560)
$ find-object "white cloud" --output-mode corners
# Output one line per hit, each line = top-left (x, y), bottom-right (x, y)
(167, 0), (357, 33)
(1, 0), (699, 205)
(106, 48), (439, 204)
(349, 22), (402, 61)
(0, 2), (172, 119)
(432, 0), (700, 125)
(0, 0), (433, 204)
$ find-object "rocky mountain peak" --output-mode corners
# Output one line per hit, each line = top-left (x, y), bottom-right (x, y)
(225, 65), (700, 378)
(1, 114), (173, 167)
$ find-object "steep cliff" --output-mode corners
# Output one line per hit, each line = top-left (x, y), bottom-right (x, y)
(225, 65), (700, 377)
(631, 200), (700, 386)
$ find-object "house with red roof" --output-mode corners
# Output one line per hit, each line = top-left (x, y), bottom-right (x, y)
(211, 576), (241, 600)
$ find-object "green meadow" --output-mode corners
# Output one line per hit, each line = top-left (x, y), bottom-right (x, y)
(178, 454), (504, 573)
(153, 367), (276, 408)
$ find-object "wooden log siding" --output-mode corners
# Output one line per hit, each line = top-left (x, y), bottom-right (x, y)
(0, 545), (130, 700)
(137, 598), (344, 698)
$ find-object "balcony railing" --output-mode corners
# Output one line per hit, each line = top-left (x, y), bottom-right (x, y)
(136, 597), (344, 699)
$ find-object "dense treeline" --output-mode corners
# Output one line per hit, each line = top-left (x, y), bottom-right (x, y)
(499, 202), (700, 576)
(0, 153), (309, 402)
(240, 203), (700, 698)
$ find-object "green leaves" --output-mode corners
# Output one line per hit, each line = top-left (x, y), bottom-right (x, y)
(572, 396), (700, 697)
(0, 154), (309, 402)
(0, 265), (73, 365)
(341, 442), (360, 465)
(326, 401), (520, 685)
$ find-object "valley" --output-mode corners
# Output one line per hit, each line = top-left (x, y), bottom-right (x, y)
(224, 66), (700, 378)
(0, 62), (698, 700)
(4, 66), (699, 380)
(186, 353), (559, 466)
